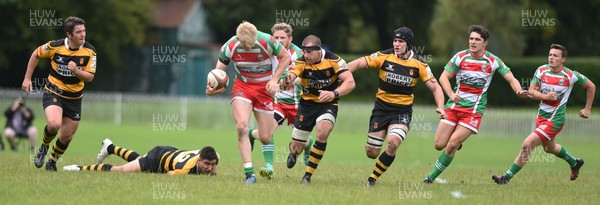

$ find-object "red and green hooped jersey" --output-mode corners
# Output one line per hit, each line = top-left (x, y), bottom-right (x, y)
(218, 31), (283, 85)
(444, 50), (510, 114)
(275, 43), (303, 107)
(531, 65), (588, 126)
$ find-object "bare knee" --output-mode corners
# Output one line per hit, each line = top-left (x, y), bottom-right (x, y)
(28, 127), (38, 139)
(365, 147), (380, 159)
(47, 122), (61, 133)
(387, 137), (402, 153)
(434, 142), (446, 151)
(235, 121), (249, 140)
(290, 141), (304, 155)
(4, 128), (15, 138)
(257, 131), (271, 144)
(315, 130), (332, 142)
(519, 142), (535, 156)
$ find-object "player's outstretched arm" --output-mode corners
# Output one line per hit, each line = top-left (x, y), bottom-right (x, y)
(502, 71), (529, 98)
(579, 79), (595, 118)
(347, 58), (367, 73)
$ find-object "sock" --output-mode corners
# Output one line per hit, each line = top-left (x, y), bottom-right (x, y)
(262, 136), (274, 165)
(370, 151), (396, 181)
(555, 147), (577, 167)
(42, 125), (57, 147)
(50, 138), (69, 162)
(248, 128), (256, 151)
(244, 162), (254, 175)
(108, 144), (140, 162)
(305, 141), (327, 176)
(248, 128), (256, 141)
(427, 150), (454, 180)
(81, 164), (113, 171)
(503, 163), (522, 181)
(304, 136), (314, 154)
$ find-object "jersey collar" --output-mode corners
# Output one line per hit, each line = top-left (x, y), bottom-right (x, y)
(64, 37), (84, 51)
(395, 50), (414, 60)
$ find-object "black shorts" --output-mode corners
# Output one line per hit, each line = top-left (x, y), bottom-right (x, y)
(42, 92), (82, 121)
(138, 146), (178, 173)
(368, 106), (412, 133)
(294, 100), (338, 132)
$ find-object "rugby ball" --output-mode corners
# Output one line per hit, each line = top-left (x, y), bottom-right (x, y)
(207, 69), (229, 89)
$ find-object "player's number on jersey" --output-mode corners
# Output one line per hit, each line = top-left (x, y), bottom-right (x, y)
(178, 154), (191, 163)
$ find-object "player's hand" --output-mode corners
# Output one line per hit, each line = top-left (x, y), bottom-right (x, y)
(516, 90), (530, 98)
(579, 108), (591, 119)
(21, 78), (32, 95)
(436, 108), (448, 119)
(545, 89), (558, 101)
(450, 93), (462, 103)
(318, 90), (335, 102)
(67, 61), (78, 74)
(206, 85), (225, 96)
(266, 79), (279, 96)
(279, 76), (291, 91)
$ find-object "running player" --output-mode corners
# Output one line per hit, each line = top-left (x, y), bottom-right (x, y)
(492, 44), (595, 184)
(206, 21), (290, 184)
(23, 16), (97, 171)
(284, 35), (355, 184)
(247, 23), (315, 179)
(347, 26), (446, 186)
(423, 25), (529, 183)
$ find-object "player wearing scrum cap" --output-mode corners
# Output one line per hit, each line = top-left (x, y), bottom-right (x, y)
(347, 26), (446, 186)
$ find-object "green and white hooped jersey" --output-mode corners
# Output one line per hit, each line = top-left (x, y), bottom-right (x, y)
(444, 50), (510, 114)
(274, 43), (303, 107)
(218, 31), (283, 85)
(531, 65), (588, 125)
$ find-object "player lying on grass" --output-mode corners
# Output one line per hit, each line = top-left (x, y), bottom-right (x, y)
(63, 139), (219, 175)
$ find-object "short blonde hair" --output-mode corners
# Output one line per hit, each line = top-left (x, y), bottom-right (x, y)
(236, 21), (257, 47)
(271, 23), (293, 37)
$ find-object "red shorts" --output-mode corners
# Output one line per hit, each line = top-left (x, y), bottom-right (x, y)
(231, 78), (274, 114)
(533, 117), (564, 141)
(441, 108), (483, 134)
(274, 103), (298, 125)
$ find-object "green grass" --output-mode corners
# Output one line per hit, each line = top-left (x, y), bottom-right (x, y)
(1, 120), (599, 205)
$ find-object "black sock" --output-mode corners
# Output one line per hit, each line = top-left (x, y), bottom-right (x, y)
(370, 151), (395, 180)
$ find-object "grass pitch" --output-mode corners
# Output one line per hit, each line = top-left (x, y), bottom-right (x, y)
(1, 120), (599, 205)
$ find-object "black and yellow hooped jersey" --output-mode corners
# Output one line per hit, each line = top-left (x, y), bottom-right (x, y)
(364, 49), (434, 110)
(290, 50), (348, 104)
(37, 38), (97, 99)
(159, 149), (202, 175)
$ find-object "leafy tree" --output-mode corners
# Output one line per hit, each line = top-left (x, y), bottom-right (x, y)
(429, 0), (526, 57)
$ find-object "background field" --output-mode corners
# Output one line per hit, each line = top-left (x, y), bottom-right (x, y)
(1, 93), (599, 205)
